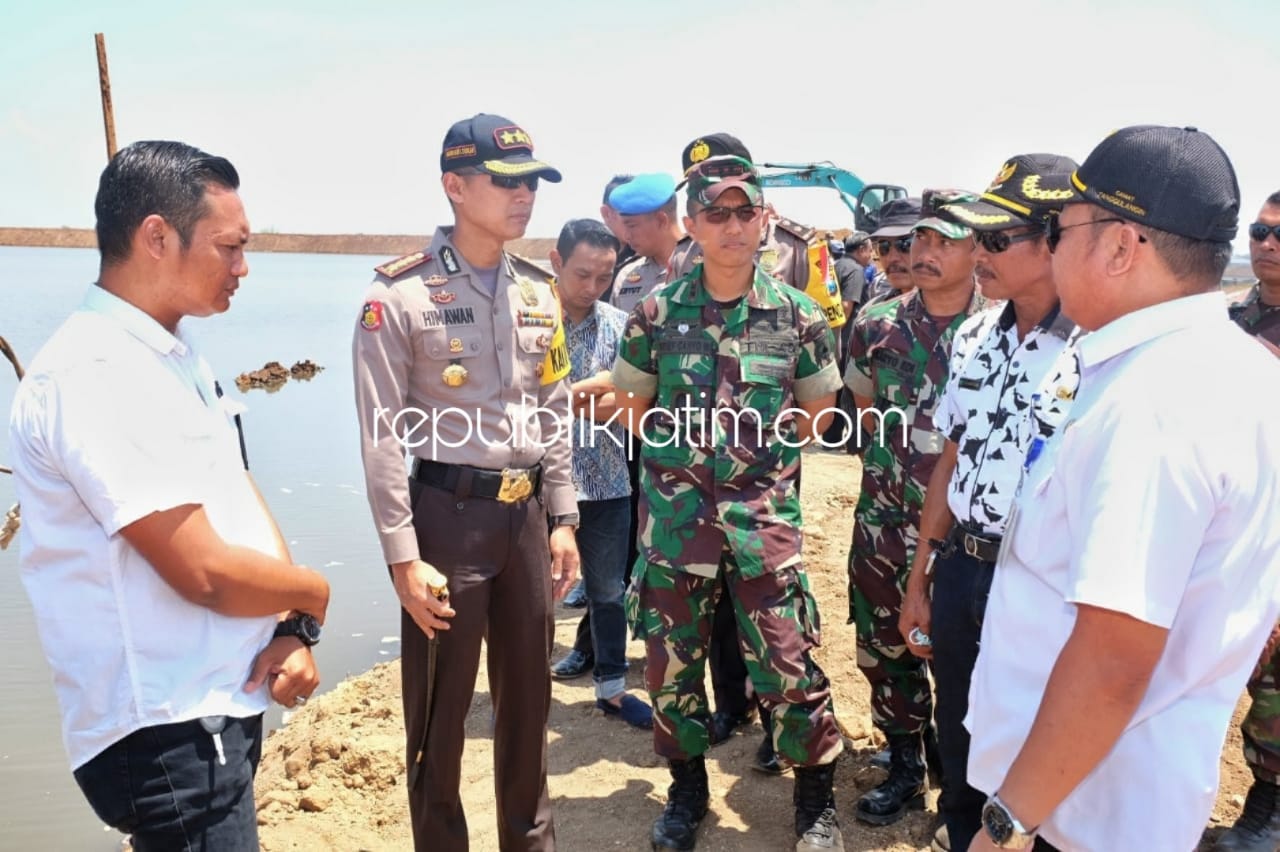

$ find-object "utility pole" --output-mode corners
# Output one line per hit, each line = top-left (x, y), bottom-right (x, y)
(95, 33), (117, 161)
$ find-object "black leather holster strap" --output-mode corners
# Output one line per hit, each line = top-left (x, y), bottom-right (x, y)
(412, 459), (542, 503)
(949, 523), (1002, 564)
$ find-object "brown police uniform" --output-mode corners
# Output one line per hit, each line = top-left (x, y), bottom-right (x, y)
(610, 254), (669, 316)
(353, 225), (575, 851)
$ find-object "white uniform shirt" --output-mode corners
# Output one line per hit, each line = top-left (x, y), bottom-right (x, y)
(934, 302), (1076, 535)
(966, 292), (1280, 851)
(10, 286), (279, 770)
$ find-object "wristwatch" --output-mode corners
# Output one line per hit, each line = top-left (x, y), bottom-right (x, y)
(274, 613), (322, 647)
(981, 794), (1036, 849)
(550, 513), (580, 530)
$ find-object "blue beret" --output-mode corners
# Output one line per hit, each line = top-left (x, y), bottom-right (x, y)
(607, 173), (677, 215)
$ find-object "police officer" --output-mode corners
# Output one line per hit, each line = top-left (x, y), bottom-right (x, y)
(609, 173), (684, 315)
(845, 190), (987, 826)
(614, 155), (844, 851)
(1215, 190), (1280, 852)
(352, 113), (580, 852)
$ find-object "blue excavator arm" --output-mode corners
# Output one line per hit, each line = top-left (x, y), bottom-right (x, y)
(756, 162), (907, 232)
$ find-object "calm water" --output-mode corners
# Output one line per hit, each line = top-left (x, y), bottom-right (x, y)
(0, 246), (407, 849)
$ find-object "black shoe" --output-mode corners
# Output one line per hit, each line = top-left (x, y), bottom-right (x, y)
(550, 649), (593, 679)
(854, 734), (926, 826)
(869, 748), (890, 770)
(1214, 780), (1280, 851)
(652, 756), (710, 850)
(753, 732), (784, 775)
(794, 762), (844, 850)
(707, 710), (752, 746)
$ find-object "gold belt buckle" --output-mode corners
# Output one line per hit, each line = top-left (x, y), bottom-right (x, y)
(496, 468), (533, 504)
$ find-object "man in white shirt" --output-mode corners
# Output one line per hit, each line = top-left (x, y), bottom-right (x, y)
(9, 140), (330, 851)
(965, 125), (1280, 852)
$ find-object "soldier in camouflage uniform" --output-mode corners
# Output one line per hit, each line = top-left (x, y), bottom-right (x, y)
(844, 191), (987, 827)
(1216, 191), (1280, 852)
(614, 156), (844, 851)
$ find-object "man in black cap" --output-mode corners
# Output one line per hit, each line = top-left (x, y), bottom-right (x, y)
(965, 126), (1280, 852)
(896, 154), (1081, 852)
(353, 112), (580, 851)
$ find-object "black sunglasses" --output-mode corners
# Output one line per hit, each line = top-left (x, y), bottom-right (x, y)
(698, 204), (763, 225)
(1250, 222), (1280, 242)
(974, 229), (1042, 254)
(1045, 216), (1147, 254)
(875, 236), (913, 255)
(489, 174), (539, 192)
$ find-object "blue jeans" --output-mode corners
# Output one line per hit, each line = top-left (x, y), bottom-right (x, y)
(578, 497), (631, 700)
(72, 714), (263, 852)
(931, 547), (996, 852)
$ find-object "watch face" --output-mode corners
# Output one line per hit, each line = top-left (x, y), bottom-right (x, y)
(298, 615), (322, 644)
(983, 801), (1013, 844)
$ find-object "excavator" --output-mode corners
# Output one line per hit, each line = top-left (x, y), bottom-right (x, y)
(756, 162), (908, 233)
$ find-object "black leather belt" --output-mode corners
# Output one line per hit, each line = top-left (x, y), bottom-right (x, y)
(412, 459), (542, 504)
(950, 524), (1002, 564)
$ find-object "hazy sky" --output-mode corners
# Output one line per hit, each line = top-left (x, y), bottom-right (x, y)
(2, 0), (1277, 243)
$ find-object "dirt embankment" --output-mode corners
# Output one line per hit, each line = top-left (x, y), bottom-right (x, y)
(0, 227), (556, 259)
(251, 450), (1255, 852)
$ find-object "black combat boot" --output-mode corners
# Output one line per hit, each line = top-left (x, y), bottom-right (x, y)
(753, 707), (784, 775)
(1214, 779), (1280, 851)
(854, 734), (926, 825)
(794, 761), (844, 850)
(652, 755), (710, 850)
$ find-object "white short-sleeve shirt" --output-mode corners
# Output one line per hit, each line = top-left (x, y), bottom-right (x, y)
(966, 292), (1280, 852)
(10, 286), (280, 770)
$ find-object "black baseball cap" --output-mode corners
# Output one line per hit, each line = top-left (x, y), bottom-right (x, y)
(844, 231), (871, 252)
(941, 154), (1079, 231)
(682, 133), (753, 175)
(870, 197), (923, 238)
(439, 113), (562, 182)
(1067, 125), (1239, 242)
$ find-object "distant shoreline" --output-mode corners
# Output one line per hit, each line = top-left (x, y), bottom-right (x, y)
(0, 227), (557, 259)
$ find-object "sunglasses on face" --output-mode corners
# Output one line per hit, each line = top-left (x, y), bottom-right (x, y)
(1250, 222), (1280, 242)
(489, 174), (539, 192)
(698, 204), (763, 225)
(1045, 216), (1146, 254)
(974, 229), (1042, 254)
(875, 236), (913, 255)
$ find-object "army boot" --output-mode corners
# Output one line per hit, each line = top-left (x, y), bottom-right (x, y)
(1215, 779), (1280, 851)
(754, 707), (784, 775)
(652, 755), (710, 851)
(794, 761), (844, 850)
(854, 734), (926, 826)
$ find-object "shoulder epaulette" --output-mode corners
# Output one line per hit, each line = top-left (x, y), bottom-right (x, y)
(508, 251), (555, 284)
(375, 251), (431, 279)
(775, 217), (817, 243)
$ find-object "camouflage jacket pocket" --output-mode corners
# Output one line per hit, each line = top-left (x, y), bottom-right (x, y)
(737, 353), (792, 425)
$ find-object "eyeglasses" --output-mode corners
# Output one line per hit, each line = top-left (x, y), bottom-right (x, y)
(974, 229), (1042, 254)
(457, 168), (539, 192)
(1250, 222), (1280, 243)
(698, 204), (763, 225)
(875, 236), (913, 255)
(1045, 216), (1147, 254)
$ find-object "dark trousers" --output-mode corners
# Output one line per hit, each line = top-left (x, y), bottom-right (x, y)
(710, 583), (753, 717)
(576, 497), (632, 695)
(931, 546), (996, 852)
(403, 479), (554, 852)
(73, 714), (263, 852)
(573, 453), (642, 657)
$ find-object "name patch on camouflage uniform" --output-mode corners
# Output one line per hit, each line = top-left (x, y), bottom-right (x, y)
(742, 354), (792, 382)
(375, 252), (430, 279)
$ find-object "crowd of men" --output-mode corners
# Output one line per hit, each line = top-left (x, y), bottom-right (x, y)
(8, 116), (1280, 852)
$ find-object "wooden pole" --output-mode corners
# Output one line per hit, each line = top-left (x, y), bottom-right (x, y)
(95, 33), (117, 161)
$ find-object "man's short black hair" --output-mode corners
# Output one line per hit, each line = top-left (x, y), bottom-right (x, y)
(1266, 190), (1280, 207)
(95, 140), (240, 268)
(602, 174), (634, 205)
(556, 218), (620, 261)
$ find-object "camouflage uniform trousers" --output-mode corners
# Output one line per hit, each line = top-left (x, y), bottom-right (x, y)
(1243, 631), (1280, 783)
(629, 555), (843, 767)
(848, 515), (932, 738)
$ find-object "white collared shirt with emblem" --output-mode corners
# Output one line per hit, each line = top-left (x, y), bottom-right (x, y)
(934, 301), (1077, 535)
(10, 286), (279, 770)
(965, 291), (1280, 851)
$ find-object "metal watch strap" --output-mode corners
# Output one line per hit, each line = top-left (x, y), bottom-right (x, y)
(985, 794), (1036, 849)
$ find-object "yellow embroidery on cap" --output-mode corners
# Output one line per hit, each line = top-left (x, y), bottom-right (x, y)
(689, 140), (711, 164)
(988, 161), (1017, 191)
(944, 205), (1013, 226)
(1022, 174), (1075, 201)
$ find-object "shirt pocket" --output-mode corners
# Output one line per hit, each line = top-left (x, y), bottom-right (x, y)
(737, 352), (793, 426)
(421, 326), (485, 362)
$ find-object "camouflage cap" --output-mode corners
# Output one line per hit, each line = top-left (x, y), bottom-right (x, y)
(914, 189), (977, 239)
(940, 154), (1079, 231)
(686, 155), (763, 206)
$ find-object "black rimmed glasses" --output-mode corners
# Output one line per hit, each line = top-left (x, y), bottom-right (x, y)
(1250, 223), (1280, 243)
(1045, 216), (1148, 254)
(697, 204), (763, 225)
(875, 236), (913, 255)
(974, 229), (1042, 254)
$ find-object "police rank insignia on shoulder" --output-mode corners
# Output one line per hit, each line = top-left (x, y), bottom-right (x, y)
(775, 217), (817, 242)
(441, 247), (461, 275)
(360, 300), (384, 331)
(375, 252), (431, 279)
